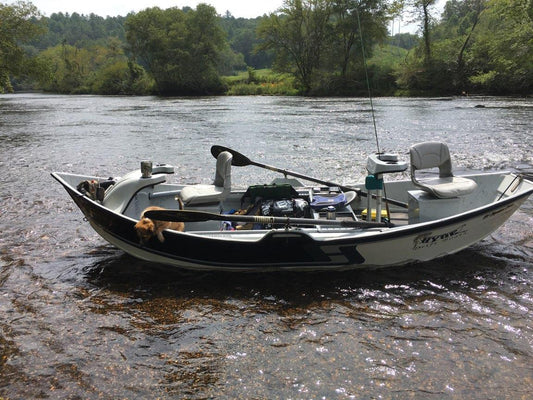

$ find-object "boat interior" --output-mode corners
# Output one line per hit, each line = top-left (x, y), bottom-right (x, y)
(54, 142), (532, 236)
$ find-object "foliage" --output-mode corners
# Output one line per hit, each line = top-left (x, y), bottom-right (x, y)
(396, 0), (532, 95)
(91, 61), (154, 95)
(407, 0), (438, 64)
(0, 1), (46, 92)
(328, 0), (389, 78)
(2, 0), (531, 96)
(37, 40), (153, 94)
(220, 14), (274, 69)
(388, 32), (419, 49)
(257, 0), (392, 94)
(125, 4), (227, 95)
(466, 0), (533, 93)
(224, 68), (299, 95)
(30, 12), (126, 49)
(258, 0), (334, 93)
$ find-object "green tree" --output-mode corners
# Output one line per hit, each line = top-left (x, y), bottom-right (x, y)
(0, 1), (45, 92)
(409, 0), (438, 65)
(434, 0), (487, 90)
(468, 0), (533, 93)
(258, 0), (333, 93)
(37, 37), (152, 94)
(37, 43), (92, 93)
(126, 4), (227, 95)
(220, 14), (274, 69)
(258, 0), (392, 94)
(31, 12), (127, 49)
(91, 60), (154, 94)
(396, 0), (532, 95)
(329, 0), (389, 78)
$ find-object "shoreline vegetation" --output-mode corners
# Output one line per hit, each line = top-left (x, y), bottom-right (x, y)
(1, 1), (532, 97)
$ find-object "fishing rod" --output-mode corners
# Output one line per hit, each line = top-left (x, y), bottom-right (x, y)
(355, 5), (392, 219)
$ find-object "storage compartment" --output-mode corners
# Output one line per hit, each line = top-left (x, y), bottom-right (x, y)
(408, 190), (468, 223)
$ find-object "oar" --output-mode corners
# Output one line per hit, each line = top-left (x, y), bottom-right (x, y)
(210, 145), (408, 209)
(144, 209), (391, 229)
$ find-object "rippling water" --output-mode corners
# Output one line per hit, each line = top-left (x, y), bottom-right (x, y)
(1, 94), (532, 399)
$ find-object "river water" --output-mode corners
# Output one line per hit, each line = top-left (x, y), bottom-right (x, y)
(1, 94), (532, 399)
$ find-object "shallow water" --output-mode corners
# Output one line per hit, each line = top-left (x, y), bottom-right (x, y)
(1, 94), (532, 399)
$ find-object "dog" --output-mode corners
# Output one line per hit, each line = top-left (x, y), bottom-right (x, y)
(134, 200), (185, 244)
(77, 178), (115, 201)
(77, 179), (99, 200)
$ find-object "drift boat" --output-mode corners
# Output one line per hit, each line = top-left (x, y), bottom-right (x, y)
(52, 142), (533, 271)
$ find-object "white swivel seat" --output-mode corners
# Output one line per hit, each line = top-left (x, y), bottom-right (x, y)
(179, 151), (233, 205)
(409, 142), (477, 198)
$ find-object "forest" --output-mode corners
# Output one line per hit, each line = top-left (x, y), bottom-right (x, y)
(1, 0), (531, 96)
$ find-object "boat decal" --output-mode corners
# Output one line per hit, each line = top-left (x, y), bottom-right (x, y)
(413, 224), (468, 250)
(320, 245), (365, 264)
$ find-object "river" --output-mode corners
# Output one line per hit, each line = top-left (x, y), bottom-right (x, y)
(1, 93), (532, 399)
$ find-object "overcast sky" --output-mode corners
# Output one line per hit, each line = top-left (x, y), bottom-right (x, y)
(16, 0), (285, 18)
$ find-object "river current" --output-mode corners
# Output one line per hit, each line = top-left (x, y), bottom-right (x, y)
(1, 94), (532, 399)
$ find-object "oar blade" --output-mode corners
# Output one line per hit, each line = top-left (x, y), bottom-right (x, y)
(210, 145), (251, 167)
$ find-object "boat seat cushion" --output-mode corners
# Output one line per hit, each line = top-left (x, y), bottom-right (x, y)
(178, 151), (232, 206)
(179, 184), (224, 205)
(415, 176), (477, 198)
(410, 142), (477, 199)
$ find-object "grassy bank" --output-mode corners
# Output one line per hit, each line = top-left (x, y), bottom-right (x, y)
(223, 68), (300, 96)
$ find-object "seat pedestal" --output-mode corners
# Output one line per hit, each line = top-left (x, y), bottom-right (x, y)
(408, 190), (467, 223)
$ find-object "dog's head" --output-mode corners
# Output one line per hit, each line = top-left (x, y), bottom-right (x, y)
(134, 218), (156, 244)
(76, 180), (99, 200)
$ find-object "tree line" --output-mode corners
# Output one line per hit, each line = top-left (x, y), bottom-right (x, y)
(1, 0), (531, 96)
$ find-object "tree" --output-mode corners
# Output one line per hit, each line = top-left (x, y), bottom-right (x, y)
(257, 0), (333, 93)
(330, 0), (389, 78)
(410, 0), (438, 65)
(468, 0), (533, 93)
(0, 1), (45, 92)
(220, 15), (274, 69)
(125, 5), (227, 95)
(435, 0), (487, 90)
(395, 0), (532, 95)
(258, 0), (392, 94)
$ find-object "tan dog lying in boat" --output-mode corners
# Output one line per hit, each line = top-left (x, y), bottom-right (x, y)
(135, 201), (185, 244)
